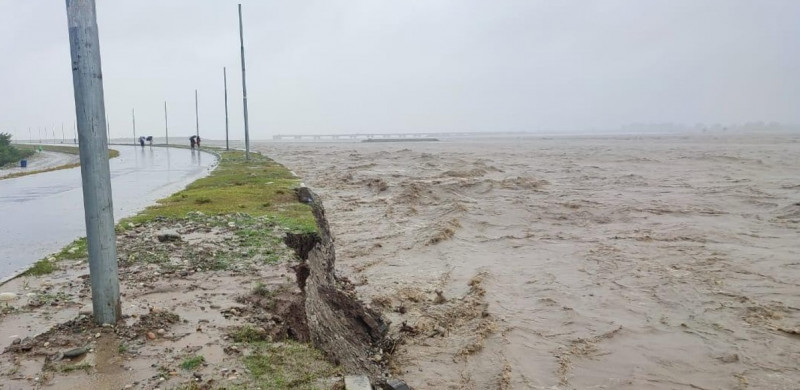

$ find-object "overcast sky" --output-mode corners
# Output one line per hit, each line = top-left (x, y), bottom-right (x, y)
(1, 0), (798, 140)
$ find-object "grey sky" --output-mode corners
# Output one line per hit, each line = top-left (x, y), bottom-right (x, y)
(1, 0), (798, 140)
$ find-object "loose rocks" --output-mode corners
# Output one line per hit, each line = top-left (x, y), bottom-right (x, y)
(156, 229), (181, 243)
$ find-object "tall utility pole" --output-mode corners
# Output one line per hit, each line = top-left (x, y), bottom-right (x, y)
(131, 108), (136, 144)
(106, 113), (110, 142)
(223, 67), (230, 150)
(195, 89), (199, 139)
(238, 3), (251, 160)
(164, 101), (169, 146)
(61, 123), (65, 143)
(28, 127), (31, 143)
(73, 122), (77, 144)
(65, 0), (120, 325)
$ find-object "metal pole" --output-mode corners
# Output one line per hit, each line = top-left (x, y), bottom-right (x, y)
(65, 0), (120, 325)
(132, 108), (136, 144)
(238, 4), (250, 160)
(195, 89), (199, 139)
(223, 67), (229, 150)
(164, 101), (169, 146)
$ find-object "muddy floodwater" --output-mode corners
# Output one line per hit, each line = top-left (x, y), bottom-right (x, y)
(256, 133), (800, 389)
(0, 146), (216, 281)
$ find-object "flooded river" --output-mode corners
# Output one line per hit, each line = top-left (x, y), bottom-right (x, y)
(257, 133), (800, 389)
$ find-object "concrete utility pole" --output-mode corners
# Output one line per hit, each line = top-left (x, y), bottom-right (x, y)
(131, 108), (136, 144)
(164, 101), (169, 146)
(61, 123), (65, 143)
(223, 67), (230, 150)
(238, 4), (251, 160)
(65, 0), (120, 325)
(195, 89), (199, 139)
(106, 113), (110, 142)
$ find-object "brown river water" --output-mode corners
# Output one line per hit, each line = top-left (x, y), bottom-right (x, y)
(256, 133), (800, 389)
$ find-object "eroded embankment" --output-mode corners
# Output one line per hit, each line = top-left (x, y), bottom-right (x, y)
(0, 149), (400, 389)
(285, 187), (390, 379)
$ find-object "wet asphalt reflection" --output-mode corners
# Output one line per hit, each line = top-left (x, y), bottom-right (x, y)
(0, 145), (217, 281)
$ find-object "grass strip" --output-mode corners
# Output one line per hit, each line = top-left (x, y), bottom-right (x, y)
(243, 341), (339, 390)
(2, 144), (119, 180)
(23, 148), (314, 277)
(120, 149), (314, 233)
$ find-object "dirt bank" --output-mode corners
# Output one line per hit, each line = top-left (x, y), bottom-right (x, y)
(0, 150), (390, 389)
(256, 133), (800, 389)
(0, 213), (334, 389)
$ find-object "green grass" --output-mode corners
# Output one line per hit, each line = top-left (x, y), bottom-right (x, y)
(55, 237), (89, 260)
(179, 355), (205, 370)
(59, 362), (92, 373)
(230, 325), (271, 343)
(3, 145), (119, 180)
(120, 150), (315, 233)
(20, 149), (314, 277)
(243, 341), (339, 390)
(23, 258), (57, 276)
(22, 237), (88, 276)
(14, 144), (119, 158)
(252, 282), (272, 297)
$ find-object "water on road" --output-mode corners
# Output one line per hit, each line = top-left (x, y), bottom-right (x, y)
(0, 145), (217, 281)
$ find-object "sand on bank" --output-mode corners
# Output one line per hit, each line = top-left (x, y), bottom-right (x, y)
(256, 132), (800, 389)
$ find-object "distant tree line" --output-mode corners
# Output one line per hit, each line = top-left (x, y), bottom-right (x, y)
(0, 133), (34, 166)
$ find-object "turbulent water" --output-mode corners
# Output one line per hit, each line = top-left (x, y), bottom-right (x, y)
(256, 133), (800, 389)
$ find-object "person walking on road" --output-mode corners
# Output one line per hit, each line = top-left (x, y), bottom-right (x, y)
(190, 135), (197, 149)
(138, 136), (146, 148)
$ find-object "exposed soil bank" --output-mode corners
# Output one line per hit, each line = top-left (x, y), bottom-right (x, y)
(0, 150), (396, 389)
(286, 187), (389, 378)
(0, 213), (328, 389)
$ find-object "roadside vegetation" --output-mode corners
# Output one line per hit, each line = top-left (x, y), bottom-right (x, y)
(243, 341), (339, 390)
(0, 133), (34, 166)
(27, 149), (314, 277)
(9, 148), (332, 388)
(120, 150), (314, 232)
(2, 143), (119, 180)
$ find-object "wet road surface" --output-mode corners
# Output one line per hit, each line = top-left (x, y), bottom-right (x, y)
(0, 145), (217, 281)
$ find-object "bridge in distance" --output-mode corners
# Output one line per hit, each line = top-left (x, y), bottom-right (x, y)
(272, 131), (528, 141)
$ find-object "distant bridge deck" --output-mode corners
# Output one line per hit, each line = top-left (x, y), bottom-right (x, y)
(272, 132), (526, 140)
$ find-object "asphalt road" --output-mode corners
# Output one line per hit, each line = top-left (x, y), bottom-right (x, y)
(0, 145), (217, 282)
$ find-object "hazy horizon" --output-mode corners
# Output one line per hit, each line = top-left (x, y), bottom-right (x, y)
(2, 1), (799, 141)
